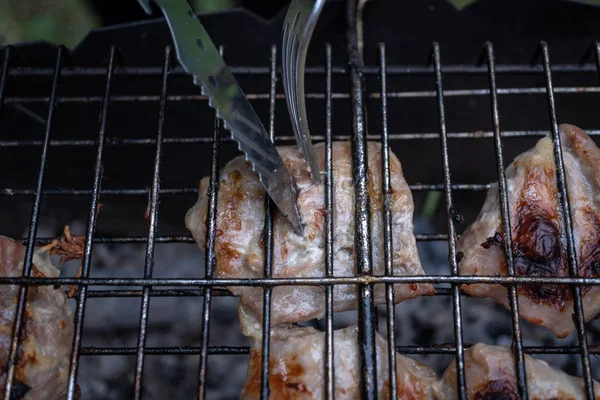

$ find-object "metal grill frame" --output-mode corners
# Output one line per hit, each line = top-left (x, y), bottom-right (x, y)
(1, 17), (600, 400)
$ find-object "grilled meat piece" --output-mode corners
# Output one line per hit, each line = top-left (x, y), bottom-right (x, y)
(457, 124), (600, 338)
(0, 236), (74, 399)
(435, 343), (600, 399)
(185, 141), (433, 326)
(240, 319), (438, 400)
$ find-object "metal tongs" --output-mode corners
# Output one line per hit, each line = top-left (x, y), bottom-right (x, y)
(137, 0), (304, 234)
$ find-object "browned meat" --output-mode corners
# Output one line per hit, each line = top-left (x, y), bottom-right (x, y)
(435, 343), (600, 399)
(240, 321), (438, 400)
(185, 141), (433, 326)
(457, 124), (600, 338)
(0, 236), (74, 399)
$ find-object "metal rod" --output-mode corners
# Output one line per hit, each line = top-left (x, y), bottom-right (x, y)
(72, 343), (600, 356)
(259, 44), (278, 400)
(197, 45), (224, 400)
(0, 46), (13, 116)
(5, 63), (600, 77)
(5, 84), (600, 105)
(10, 232), (451, 246)
(80, 286), (466, 298)
(431, 42), (467, 400)
(378, 42), (398, 399)
(76, 285), (488, 298)
(594, 41), (600, 86)
(0, 183), (492, 197)
(4, 129), (600, 149)
(0, 274), (600, 286)
(346, 1), (377, 398)
(85, 288), (232, 297)
(324, 43), (335, 400)
(66, 46), (118, 400)
(3, 46), (64, 400)
(539, 41), (595, 400)
(132, 45), (170, 400)
(483, 41), (528, 399)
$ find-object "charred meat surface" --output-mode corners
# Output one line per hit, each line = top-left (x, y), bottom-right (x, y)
(240, 319), (438, 400)
(185, 141), (433, 327)
(48, 226), (85, 266)
(0, 236), (74, 399)
(435, 343), (600, 399)
(457, 123), (600, 338)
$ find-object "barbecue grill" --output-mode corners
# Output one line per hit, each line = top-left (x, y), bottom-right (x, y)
(2, 0), (600, 399)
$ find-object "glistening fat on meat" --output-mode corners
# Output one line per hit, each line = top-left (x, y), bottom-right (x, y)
(185, 141), (433, 327)
(0, 236), (74, 400)
(457, 123), (600, 338)
(239, 318), (439, 400)
(435, 343), (600, 399)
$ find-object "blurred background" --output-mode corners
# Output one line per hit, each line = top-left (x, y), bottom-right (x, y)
(9, 0), (593, 49)
(0, 0), (294, 48)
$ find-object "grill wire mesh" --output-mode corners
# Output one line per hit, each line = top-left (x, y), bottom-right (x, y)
(2, 23), (600, 400)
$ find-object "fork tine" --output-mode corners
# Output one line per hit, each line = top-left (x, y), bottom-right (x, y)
(285, 10), (303, 113)
(282, 0), (325, 184)
(284, 31), (306, 176)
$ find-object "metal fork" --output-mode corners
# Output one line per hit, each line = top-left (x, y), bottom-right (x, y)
(282, 0), (326, 184)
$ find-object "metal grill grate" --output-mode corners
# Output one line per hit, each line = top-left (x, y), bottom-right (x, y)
(2, 17), (600, 400)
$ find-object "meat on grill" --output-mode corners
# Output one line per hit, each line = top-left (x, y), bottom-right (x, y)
(435, 343), (600, 399)
(0, 236), (74, 400)
(240, 320), (438, 400)
(185, 141), (433, 326)
(456, 123), (600, 338)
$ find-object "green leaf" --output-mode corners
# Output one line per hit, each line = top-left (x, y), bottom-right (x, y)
(193, 0), (237, 12)
(422, 191), (443, 219)
(1, 0), (99, 48)
(446, 0), (480, 10)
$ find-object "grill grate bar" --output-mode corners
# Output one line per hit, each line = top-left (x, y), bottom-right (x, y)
(197, 46), (224, 400)
(5, 130), (600, 149)
(483, 42), (529, 399)
(0, 183), (491, 197)
(539, 42), (595, 399)
(3, 46), (64, 400)
(79, 287), (465, 298)
(347, 1), (377, 397)
(324, 43), (335, 400)
(432, 42), (467, 400)
(3, 274), (600, 286)
(594, 41), (600, 84)
(86, 288), (233, 297)
(5, 85), (600, 105)
(259, 45), (278, 400)
(132, 45), (170, 400)
(66, 45), (117, 400)
(75, 343), (600, 356)
(6, 63), (600, 77)
(379, 42), (398, 398)
(77, 286), (476, 298)
(0, 47), (12, 116)
(12, 232), (451, 246)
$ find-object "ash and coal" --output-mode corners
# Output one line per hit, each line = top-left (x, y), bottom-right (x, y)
(33, 218), (600, 400)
